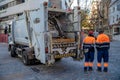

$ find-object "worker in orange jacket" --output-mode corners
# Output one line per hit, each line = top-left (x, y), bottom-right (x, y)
(96, 29), (110, 72)
(83, 30), (95, 72)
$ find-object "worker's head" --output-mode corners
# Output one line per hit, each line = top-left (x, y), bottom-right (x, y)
(88, 30), (94, 36)
(99, 29), (104, 34)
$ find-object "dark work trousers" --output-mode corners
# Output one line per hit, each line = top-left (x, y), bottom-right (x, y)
(97, 49), (109, 64)
(85, 51), (94, 63)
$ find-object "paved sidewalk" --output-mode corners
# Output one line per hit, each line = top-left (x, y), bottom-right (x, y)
(0, 41), (120, 80)
(113, 35), (120, 41)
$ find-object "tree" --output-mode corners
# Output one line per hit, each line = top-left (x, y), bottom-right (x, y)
(81, 10), (93, 29)
(98, 0), (111, 30)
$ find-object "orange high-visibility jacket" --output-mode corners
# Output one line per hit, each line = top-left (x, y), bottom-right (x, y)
(96, 33), (110, 49)
(83, 36), (95, 44)
(96, 33), (110, 43)
(83, 36), (95, 51)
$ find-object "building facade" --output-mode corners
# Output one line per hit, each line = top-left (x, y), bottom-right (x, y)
(109, 0), (120, 35)
(0, 0), (62, 33)
(0, 0), (25, 20)
(0, 0), (26, 33)
(0, 0), (61, 21)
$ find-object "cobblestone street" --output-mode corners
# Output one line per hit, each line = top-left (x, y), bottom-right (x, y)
(0, 40), (120, 80)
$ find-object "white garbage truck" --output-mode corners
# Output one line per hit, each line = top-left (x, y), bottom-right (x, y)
(8, 0), (83, 65)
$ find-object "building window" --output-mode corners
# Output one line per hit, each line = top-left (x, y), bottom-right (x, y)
(16, 0), (25, 4)
(117, 15), (119, 21)
(22, 0), (25, 3)
(113, 16), (114, 23)
(109, 9), (111, 13)
(0, 0), (25, 11)
(117, 4), (120, 11)
(0, 0), (4, 3)
(113, 7), (115, 12)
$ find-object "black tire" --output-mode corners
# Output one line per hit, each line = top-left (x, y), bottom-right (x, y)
(55, 58), (61, 62)
(10, 46), (16, 57)
(8, 45), (11, 51)
(22, 51), (30, 65)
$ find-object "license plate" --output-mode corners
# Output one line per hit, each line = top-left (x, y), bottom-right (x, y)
(54, 53), (76, 58)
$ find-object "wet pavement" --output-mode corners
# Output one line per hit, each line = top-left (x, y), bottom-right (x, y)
(0, 41), (120, 80)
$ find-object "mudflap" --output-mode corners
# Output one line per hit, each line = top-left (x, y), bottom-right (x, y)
(22, 51), (30, 65)
(73, 49), (84, 61)
(22, 47), (35, 65)
(46, 54), (55, 66)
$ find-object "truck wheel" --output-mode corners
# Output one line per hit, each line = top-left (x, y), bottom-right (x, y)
(10, 46), (16, 57)
(22, 51), (30, 65)
(55, 58), (61, 62)
(8, 45), (11, 51)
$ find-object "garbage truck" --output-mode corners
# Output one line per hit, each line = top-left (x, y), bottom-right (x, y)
(8, 0), (84, 65)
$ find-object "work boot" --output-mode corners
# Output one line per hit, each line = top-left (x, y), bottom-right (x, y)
(88, 67), (93, 71)
(84, 67), (87, 72)
(103, 67), (108, 72)
(97, 67), (102, 72)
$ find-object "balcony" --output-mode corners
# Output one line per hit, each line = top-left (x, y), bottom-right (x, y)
(0, 0), (14, 6)
(0, 0), (42, 18)
(0, 2), (26, 18)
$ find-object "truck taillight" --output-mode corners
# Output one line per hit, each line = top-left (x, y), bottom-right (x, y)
(43, 2), (48, 6)
(67, 8), (72, 13)
(78, 7), (80, 10)
(68, 8), (72, 11)
(45, 47), (48, 53)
